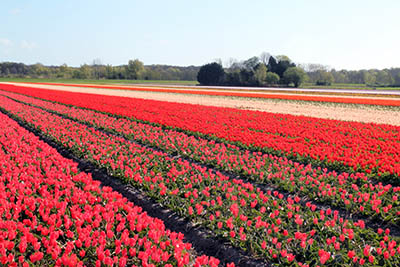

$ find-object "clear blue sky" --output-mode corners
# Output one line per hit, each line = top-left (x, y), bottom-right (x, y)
(1, 0), (399, 70)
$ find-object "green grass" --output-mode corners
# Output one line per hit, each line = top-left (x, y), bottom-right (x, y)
(0, 77), (198, 86)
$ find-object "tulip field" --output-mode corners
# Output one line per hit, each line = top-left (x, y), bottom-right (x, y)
(0, 83), (400, 266)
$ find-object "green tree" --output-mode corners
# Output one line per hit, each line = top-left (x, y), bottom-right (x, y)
(376, 70), (393, 85)
(267, 56), (278, 74)
(315, 70), (334, 85)
(395, 73), (400, 85)
(363, 71), (376, 85)
(197, 62), (225, 85)
(267, 55), (295, 78)
(275, 59), (295, 78)
(283, 67), (307, 87)
(253, 64), (267, 85)
(31, 63), (47, 77)
(79, 64), (91, 79)
(265, 72), (280, 85)
(58, 64), (72, 78)
(243, 56), (260, 71)
(126, 59), (144, 80)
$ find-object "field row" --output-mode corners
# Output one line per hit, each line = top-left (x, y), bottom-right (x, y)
(21, 82), (400, 106)
(1, 92), (399, 266)
(1, 90), (398, 225)
(0, 111), (222, 266)
(1, 84), (400, 183)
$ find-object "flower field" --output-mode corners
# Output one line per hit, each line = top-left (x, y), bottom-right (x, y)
(17, 82), (400, 106)
(0, 111), (221, 267)
(2, 83), (400, 182)
(0, 84), (400, 266)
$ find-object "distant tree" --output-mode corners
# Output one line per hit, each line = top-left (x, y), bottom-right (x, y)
(395, 73), (400, 85)
(376, 70), (393, 85)
(315, 70), (334, 85)
(239, 69), (255, 86)
(79, 64), (91, 79)
(265, 72), (280, 85)
(224, 71), (241, 85)
(58, 64), (72, 78)
(243, 56), (260, 71)
(225, 58), (238, 71)
(283, 67), (307, 87)
(271, 56), (296, 78)
(105, 65), (114, 79)
(4, 68), (10, 77)
(267, 56), (278, 75)
(253, 64), (267, 85)
(197, 62), (225, 85)
(362, 71), (376, 85)
(126, 59), (144, 80)
(331, 70), (349, 84)
(31, 63), (47, 77)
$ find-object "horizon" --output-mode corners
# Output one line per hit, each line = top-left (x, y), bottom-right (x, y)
(1, 0), (400, 71)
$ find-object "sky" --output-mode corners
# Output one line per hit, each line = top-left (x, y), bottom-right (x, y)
(1, 0), (400, 70)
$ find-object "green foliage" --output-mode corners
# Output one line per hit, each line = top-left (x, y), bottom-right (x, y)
(267, 56), (278, 75)
(242, 56), (260, 71)
(395, 73), (400, 85)
(0, 61), (199, 81)
(376, 70), (393, 85)
(315, 70), (334, 86)
(253, 64), (267, 85)
(267, 55), (295, 78)
(197, 62), (225, 85)
(265, 72), (280, 85)
(283, 67), (308, 87)
(125, 59), (144, 80)
(2, 54), (400, 87)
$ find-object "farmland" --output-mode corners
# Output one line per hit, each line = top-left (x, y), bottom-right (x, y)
(0, 83), (400, 266)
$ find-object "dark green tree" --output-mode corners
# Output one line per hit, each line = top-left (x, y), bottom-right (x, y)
(283, 67), (307, 87)
(267, 56), (278, 74)
(197, 62), (225, 85)
(276, 60), (296, 78)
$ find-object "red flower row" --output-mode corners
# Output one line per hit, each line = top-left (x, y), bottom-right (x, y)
(1, 84), (399, 183)
(2, 90), (398, 223)
(0, 110), (222, 266)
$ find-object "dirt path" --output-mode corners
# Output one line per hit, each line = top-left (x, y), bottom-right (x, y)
(4, 82), (400, 126)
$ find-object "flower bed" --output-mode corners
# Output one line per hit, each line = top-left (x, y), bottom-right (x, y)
(0, 112), (220, 267)
(1, 84), (400, 181)
(1, 90), (398, 224)
(1, 95), (399, 266)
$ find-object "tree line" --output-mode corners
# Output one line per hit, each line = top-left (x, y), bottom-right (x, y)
(0, 60), (199, 81)
(1, 55), (400, 87)
(197, 53), (400, 87)
(197, 54), (307, 87)
(302, 64), (400, 86)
